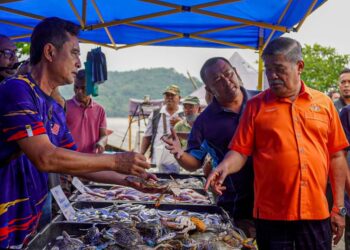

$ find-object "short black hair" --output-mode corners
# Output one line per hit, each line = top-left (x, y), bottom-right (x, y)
(262, 37), (302, 63)
(200, 57), (243, 85)
(76, 69), (85, 82)
(340, 68), (350, 76)
(30, 17), (80, 65)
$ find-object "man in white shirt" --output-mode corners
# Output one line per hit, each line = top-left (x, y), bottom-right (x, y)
(141, 84), (184, 166)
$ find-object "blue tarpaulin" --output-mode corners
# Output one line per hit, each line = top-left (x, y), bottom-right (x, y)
(0, 0), (327, 50)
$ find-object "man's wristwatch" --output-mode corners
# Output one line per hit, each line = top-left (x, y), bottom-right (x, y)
(332, 206), (347, 217)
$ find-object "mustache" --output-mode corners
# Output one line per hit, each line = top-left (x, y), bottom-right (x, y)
(270, 80), (284, 85)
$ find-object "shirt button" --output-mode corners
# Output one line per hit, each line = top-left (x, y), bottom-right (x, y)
(301, 180), (308, 187)
(299, 148), (304, 154)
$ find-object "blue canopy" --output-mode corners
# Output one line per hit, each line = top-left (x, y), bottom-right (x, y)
(0, 0), (327, 50)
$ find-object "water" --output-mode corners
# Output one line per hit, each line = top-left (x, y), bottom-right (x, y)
(107, 117), (148, 151)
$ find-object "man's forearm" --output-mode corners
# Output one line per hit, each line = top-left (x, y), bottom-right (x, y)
(97, 135), (108, 147)
(141, 136), (151, 155)
(330, 151), (347, 207)
(220, 150), (248, 174)
(177, 152), (201, 172)
(40, 147), (116, 174)
(78, 171), (128, 186)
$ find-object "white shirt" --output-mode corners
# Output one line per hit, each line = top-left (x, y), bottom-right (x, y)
(144, 105), (183, 164)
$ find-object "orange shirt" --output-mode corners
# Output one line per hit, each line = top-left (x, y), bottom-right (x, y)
(230, 82), (349, 220)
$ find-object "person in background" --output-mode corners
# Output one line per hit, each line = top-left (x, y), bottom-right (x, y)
(0, 17), (151, 249)
(338, 68), (350, 250)
(141, 84), (184, 164)
(0, 34), (18, 82)
(163, 57), (258, 237)
(335, 68), (350, 112)
(66, 69), (108, 154)
(328, 90), (340, 101)
(174, 96), (201, 148)
(206, 37), (348, 249)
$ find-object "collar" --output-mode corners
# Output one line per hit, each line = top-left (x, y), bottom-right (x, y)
(73, 96), (93, 108)
(160, 105), (183, 115)
(265, 80), (313, 103)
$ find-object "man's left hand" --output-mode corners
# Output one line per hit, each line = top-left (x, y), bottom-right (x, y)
(330, 211), (345, 245)
(95, 143), (105, 154)
(170, 116), (182, 127)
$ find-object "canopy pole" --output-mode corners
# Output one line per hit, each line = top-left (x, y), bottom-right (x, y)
(257, 28), (264, 90)
(128, 115), (132, 151)
(91, 0), (117, 48)
(258, 48), (263, 90)
(67, 0), (84, 28)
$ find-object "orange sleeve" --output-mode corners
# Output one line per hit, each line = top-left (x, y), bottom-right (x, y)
(229, 99), (256, 156)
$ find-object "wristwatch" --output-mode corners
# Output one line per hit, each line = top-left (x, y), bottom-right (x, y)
(332, 206), (347, 217)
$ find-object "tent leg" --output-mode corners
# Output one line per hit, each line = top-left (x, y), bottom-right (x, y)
(257, 48), (263, 90)
(128, 115), (132, 151)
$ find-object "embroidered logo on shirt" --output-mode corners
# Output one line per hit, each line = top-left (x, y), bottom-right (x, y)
(309, 104), (321, 112)
(51, 123), (60, 135)
(25, 125), (33, 137)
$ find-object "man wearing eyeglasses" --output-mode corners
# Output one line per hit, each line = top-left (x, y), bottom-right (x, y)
(0, 35), (18, 82)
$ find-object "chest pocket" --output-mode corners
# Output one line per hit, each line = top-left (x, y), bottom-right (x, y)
(304, 111), (329, 137)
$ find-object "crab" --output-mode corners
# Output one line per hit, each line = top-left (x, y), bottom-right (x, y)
(46, 231), (84, 250)
(125, 175), (182, 207)
(103, 222), (142, 249)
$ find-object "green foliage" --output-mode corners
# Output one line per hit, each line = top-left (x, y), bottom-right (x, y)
(15, 42), (30, 57)
(59, 68), (202, 117)
(302, 44), (350, 92)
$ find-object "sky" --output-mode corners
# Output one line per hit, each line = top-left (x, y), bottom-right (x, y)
(79, 0), (350, 79)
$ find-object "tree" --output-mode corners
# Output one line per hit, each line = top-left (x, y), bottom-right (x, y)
(15, 42), (30, 58)
(302, 44), (350, 92)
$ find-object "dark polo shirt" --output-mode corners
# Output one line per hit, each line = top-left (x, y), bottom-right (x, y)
(186, 87), (259, 219)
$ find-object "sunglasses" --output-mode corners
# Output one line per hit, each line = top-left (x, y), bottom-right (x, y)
(0, 49), (19, 60)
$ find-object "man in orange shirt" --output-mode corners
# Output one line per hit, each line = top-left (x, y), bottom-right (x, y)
(205, 37), (348, 250)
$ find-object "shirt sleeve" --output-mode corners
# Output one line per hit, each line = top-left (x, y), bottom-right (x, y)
(329, 102), (349, 153)
(186, 117), (207, 162)
(0, 78), (47, 142)
(229, 100), (255, 156)
(59, 129), (78, 151)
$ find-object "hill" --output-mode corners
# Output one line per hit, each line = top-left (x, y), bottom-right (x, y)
(59, 68), (203, 117)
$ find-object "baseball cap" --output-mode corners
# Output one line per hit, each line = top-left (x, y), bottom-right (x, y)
(183, 96), (200, 105)
(163, 84), (180, 96)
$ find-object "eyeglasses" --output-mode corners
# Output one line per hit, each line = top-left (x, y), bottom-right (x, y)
(213, 70), (235, 84)
(0, 49), (19, 60)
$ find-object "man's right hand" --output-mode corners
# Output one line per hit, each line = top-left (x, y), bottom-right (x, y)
(162, 128), (184, 159)
(204, 164), (228, 195)
(114, 152), (150, 177)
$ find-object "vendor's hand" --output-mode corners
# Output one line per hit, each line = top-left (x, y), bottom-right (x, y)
(331, 211), (345, 245)
(204, 165), (228, 195)
(170, 116), (182, 127)
(114, 152), (150, 177)
(162, 128), (184, 160)
(95, 143), (105, 154)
